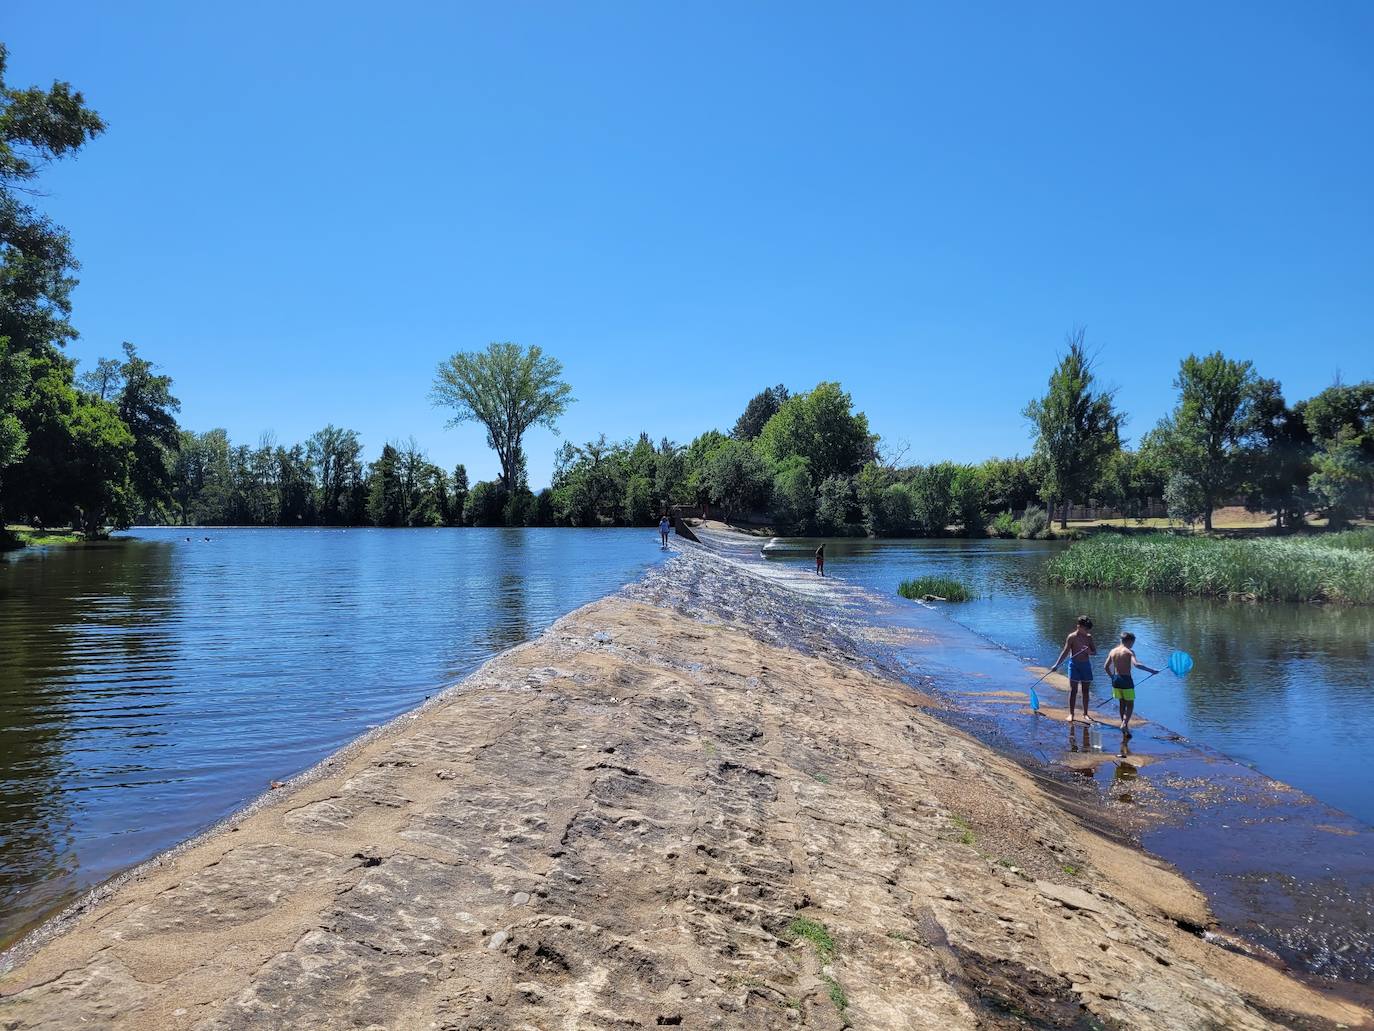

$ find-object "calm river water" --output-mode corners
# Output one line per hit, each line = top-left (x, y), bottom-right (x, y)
(766, 537), (1374, 828)
(0, 527), (666, 946)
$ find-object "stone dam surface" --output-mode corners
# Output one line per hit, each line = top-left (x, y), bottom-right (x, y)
(1, 545), (1369, 1030)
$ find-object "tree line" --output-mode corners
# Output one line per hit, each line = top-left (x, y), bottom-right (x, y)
(2, 46), (1369, 539)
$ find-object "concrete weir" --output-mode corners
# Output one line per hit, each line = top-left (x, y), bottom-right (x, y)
(1, 543), (1369, 1029)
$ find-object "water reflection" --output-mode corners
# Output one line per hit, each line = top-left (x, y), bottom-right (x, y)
(0, 527), (663, 946)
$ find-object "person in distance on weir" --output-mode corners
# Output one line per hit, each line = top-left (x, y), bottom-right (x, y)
(659, 513), (671, 549)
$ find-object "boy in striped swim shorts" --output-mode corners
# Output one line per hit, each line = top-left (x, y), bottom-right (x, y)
(1104, 632), (1159, 737)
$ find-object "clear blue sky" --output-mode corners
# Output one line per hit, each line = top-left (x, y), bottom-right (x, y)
(7, 2), (1372, 488)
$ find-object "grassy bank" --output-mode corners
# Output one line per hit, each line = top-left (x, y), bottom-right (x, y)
(1045, 530), (1374, 604)
(1, 526), (89, 551)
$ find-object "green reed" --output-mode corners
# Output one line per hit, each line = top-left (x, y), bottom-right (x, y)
(898, 576), (974, 602)
(1045, 533), (1374, 604)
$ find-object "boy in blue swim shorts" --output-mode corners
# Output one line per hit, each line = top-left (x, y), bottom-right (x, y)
(1104, 631), (1159, 737)
(1051, 616), (1097, 722)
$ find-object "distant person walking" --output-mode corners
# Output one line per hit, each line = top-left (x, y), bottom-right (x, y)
(1050, 616), (1096, 721)
(815, 543), (825, 576)
(1104, 632), (1158, 737)
(658, 514), (671, 549)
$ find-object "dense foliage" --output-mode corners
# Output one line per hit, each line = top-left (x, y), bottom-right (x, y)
(1045, 533), (1374, 604)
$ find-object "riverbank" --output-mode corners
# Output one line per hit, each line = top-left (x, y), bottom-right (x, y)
(0, 526), (88, 551)
(2, 549), (1366, 1029)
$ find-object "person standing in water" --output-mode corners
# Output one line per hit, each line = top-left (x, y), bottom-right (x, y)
(1050, 616), (1096, 721)
(815, 543), (825, 576)
(1104, 632), (1158, 737)
(658, 513), (671, 549)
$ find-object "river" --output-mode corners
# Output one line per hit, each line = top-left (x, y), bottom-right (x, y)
(0, 527), (667, 947)
(763, 536), (1374, 827)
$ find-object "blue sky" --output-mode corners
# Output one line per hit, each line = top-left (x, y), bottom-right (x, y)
(7, 1), (1372, 488)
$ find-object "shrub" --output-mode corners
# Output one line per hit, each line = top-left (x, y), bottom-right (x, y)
(989, 511), (1020, 538)
(1164, 472), (1207, 525)
(898, 576), (974, 602)
(1019, 506), (1049, 539)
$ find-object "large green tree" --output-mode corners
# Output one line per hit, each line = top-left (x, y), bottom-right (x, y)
(0, 44), (105, 516)
(1147, 351), (1266, 531)
(755, 381), (876, 484)
(1023, 330), (1121, 529)
(1297, 381), (1374, 522)
(307, 424), (365, 525)
(6, 353), (132, 531)
(102, 342), (180, 518)
(704, 438), (773, 522)
(431, 342), (573, 492)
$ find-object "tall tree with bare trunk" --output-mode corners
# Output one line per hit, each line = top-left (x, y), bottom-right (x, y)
(431, 342), (574, 492)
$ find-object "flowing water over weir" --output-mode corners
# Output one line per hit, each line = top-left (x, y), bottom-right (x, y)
(639, 530), (1374, 988)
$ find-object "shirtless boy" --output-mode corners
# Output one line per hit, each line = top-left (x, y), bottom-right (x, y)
(1051, 616), (1096, 721)
(1104, 632), (1158, 737)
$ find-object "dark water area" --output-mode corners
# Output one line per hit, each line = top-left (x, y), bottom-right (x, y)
(768, 537), (1374, 827)
(0, 527), (666, 947)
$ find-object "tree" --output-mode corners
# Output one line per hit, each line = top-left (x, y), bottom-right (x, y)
(855, 461), (891, 535)
(950, 465), (987, 536)
(1164, 472), (1207, 527)
(112, 342), (180, 518)
(1023, 329), (1121, 528)
(814, 474), (854, 535)
(431, 342), (573, 493)
(5, 355), (131, 532)
(464, 480), (505, 526)
(307, 425), (364, 525)
(451, 464), (469, 525)
(653, 438), (685, 508)
(682, 430), (729, 509)
(908, 463), (959, 536)
(704, 439), (773, 521)
(1242, 380), (1312, 529)
(755, 382), (877, 483)
(0, 335), (27, 474)
(1298, 381), (1374, 520)
(76, 355), (121, 399)
(0, 45), (105, 512)
(1309, 429), (1367, 529)
(732, 384), (789, 440)
(367, 444), (404, 527)
(770, 456), (814, 534)
(1149, 352), (1265, 531)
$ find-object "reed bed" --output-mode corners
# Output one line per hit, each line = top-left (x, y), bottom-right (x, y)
(1045, 533), (1374, 604)
(898, 576), (974, 602)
